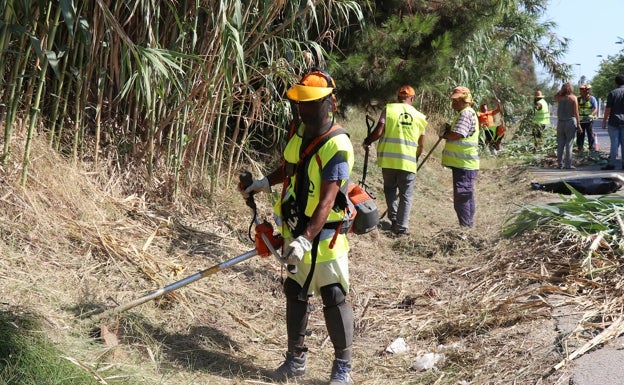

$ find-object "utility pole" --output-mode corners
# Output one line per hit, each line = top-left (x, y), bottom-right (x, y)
(574, 63), (582, 86)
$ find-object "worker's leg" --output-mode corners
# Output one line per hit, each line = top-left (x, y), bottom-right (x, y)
(321, 283), (354, 362)
(576, 123), (585, 151)
(563, 121), (576, 168)
(283, 277), (311, 354)
(393, 170), (416, 234)
(452, 168), (478, 228)
(584, 122), (595, 150)
(382, 168), (399, 225)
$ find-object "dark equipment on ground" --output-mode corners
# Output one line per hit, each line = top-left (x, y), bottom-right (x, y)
(531, 177), (623, 195)
(350, 115), (379, 234)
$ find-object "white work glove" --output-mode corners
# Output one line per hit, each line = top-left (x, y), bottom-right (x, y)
(241, 176), (270, 198)
(282, 235), (312, 265)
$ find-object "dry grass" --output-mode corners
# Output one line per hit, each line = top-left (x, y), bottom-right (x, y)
(3, 129), (620, 385)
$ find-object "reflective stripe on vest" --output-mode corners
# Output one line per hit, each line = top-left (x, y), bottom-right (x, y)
(441, 107), (480, 170)
(377, 103), (427, 173)
(534, 99), (550, 125)
(273, 123), (354, 262)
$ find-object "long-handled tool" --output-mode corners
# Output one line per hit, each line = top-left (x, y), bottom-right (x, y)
(88, 174), (283, 321)
(90, 222), (282, 321)
(360, 114), (376, 188)
(417, 135), (443, 172)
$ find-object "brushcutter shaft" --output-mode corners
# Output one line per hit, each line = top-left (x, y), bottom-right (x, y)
(92, 248), (258, 320)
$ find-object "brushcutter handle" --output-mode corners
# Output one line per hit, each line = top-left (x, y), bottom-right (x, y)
(239, 171), (256, 210)
(366, 114), (375, 135)
(361, 115), (376, 186)
(239, 170), (253, 188)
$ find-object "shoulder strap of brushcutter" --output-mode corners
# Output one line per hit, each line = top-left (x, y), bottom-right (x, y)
(286, 124), (349, 301)
(305, 125), (353, 240)
(280, 124), (349, 227)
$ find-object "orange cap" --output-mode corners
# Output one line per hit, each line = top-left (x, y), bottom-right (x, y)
(397, 85), (415, 97)
(450, 86), (473, 103)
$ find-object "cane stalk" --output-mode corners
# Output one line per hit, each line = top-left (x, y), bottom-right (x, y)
(22, 3), (61, 186)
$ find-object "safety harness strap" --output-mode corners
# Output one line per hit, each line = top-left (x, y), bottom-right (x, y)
(298, 234), (320, 301)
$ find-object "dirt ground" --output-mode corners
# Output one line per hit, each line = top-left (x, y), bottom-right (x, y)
(0, 134), (600, 385)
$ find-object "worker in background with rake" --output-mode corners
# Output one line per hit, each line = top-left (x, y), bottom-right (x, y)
(440, 86), (480, 228)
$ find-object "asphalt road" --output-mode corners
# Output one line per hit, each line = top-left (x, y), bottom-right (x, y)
(549, 117), (610, 152)
(530, 117), (619, 184)
(591, 118), (610, 152)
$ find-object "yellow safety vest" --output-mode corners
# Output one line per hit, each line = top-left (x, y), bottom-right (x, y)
(377, 103), (427, 173)
(273, 124), (354, 262)
(534, 99), (550, 125)
(441, 107), (480, 170)
(578, 97), (595, 120)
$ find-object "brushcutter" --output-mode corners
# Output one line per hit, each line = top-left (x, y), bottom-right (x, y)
(88, 173), (283, 321)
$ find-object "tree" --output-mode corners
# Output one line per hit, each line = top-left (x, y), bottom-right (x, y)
(591, 52), (624, 100)
(330, 0), (568, 119)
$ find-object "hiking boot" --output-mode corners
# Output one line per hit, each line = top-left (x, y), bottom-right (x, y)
(391, 224), (408, 237)
(328, 358), (352, 385)
(270, 351), (306, 382)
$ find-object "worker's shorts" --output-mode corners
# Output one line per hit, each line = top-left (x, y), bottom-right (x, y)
(288, 252), (350, 296)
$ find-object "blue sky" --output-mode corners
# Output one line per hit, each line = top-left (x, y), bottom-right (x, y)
(539, 0), (624, 82)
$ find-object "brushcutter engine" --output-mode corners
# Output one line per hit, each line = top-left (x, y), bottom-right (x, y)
(254, 221), (283, 257)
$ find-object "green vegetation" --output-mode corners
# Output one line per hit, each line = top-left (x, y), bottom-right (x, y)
(0, 311), (131, 385)
(1, 0), (622, 199)
(0, 0), (574, 199)
(0, 0), (363, 194)
(332, 0), (569, 114)
(503, 188), (624, 278)
(590, 51), (624, 99)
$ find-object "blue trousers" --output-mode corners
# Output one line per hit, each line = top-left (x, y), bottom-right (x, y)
(607, 125), (624, 167)
(451, 167), (478, 228)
